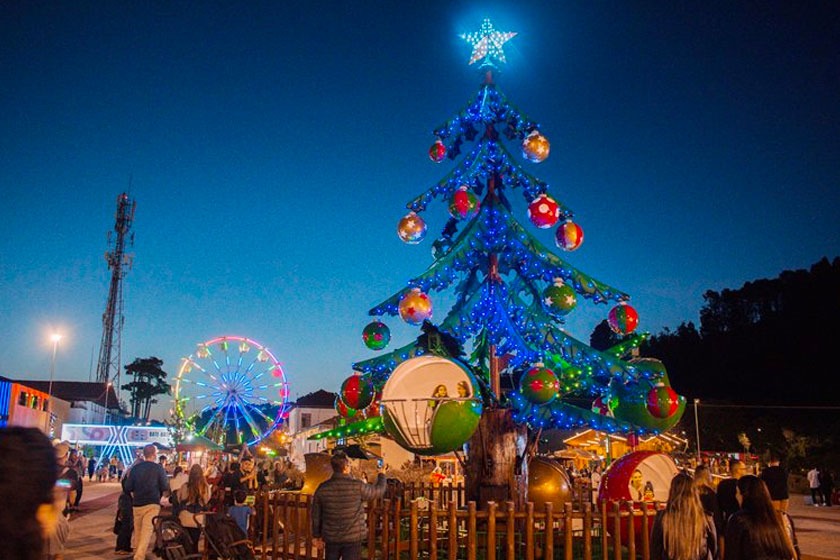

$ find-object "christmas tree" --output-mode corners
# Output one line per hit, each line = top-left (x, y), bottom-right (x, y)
(320, 19), (685, 506)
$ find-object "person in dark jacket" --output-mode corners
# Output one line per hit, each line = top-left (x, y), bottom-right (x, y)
(311, 452), (387, 560)
(716, 459), (746, 530)
(123, 444), (170, 560)
(759, 453), (790, 512)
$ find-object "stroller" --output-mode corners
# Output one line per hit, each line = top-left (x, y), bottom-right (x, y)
(202, 511), (256, 560)
(152, 514), (202, 560)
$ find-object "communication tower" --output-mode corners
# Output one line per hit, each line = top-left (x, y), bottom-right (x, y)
(95, 193), (136, 397)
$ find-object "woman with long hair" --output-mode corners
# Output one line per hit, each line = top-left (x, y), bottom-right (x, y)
(176, 464), (212, 547)
(694, 464), (724, 553)
(650, 472), (718, 560)
(724, 474), (798, 560)
(0, 427), (60, 560)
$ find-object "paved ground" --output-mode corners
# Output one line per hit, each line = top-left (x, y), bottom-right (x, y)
(64, 482), (840, 560)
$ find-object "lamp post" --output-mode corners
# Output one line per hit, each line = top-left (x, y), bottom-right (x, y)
(693, 398), (701, 463)
(103, 381), (112, 424)
(46, 333), (62, 434)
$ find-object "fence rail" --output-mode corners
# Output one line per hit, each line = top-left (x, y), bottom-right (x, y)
(252, 484), (662, 560)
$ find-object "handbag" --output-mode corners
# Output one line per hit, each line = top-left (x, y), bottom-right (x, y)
(112, 513), (122, 535)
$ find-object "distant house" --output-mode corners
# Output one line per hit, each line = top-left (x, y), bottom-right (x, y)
(286, 389), (340, 469)
(0, 375), (70, 436)
(12, 380), (121, 426)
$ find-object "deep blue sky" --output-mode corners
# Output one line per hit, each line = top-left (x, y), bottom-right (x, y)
(2, 2), (838, 419)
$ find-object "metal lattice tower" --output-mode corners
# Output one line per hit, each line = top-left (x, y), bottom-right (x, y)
(95, 193), (136, 394)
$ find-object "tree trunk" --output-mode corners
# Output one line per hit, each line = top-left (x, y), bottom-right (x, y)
(464, 407), (529, 509)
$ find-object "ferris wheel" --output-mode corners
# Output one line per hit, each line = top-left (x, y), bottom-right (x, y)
(173, 335), (291, 447)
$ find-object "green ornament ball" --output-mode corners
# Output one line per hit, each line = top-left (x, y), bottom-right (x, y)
(543, 283), (577, 315)
(519, 365), (560, 405)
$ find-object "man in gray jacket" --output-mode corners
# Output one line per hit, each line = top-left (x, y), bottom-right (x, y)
(311, 452), (387, 559)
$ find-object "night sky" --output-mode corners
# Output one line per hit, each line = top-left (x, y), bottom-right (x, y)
(1, 2), (838, 419)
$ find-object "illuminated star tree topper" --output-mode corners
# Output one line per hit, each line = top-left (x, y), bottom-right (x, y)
(461, 18), (517, 67)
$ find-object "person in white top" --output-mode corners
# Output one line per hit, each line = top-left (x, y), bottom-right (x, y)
(807, 467), (822, 506)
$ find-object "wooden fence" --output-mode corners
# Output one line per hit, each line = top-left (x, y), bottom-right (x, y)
(251, 484), (662, 560)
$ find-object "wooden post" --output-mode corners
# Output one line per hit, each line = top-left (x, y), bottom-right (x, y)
(563, 502), (574, 560)
(626, 502), (635, 560)
(410, 500), (419, 559)
(582, 502), (593, 560)
(487, 502), (497, 560)
(464, 408), (528, 508)
(505, 501), (515, 560)
(467, 501), (477, 560)
(543, 502), (554, 560)
(448, 500), (458, 560)
(430, 501), (439, 560)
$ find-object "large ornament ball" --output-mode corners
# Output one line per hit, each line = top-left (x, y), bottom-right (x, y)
(608, 303), (639, 335)
(449, 186), (480, 220)
(555, 220), (584, 251)
(528, 194), (560, 229)
(399, 288), (433, 325)
(543, 282), (577, 315)
(519, 365), (560, 405)
(334, 396), (358, 419)
(397, 212), (427, 244)
(522, 130), (550, 163)
(362, 320), (391, 351)
(340, 375), (375, 410)
(646, 384), (679, 419)
(428, 139), (447, 163)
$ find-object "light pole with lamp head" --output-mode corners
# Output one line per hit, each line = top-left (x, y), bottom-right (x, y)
(693, 398), (701, 464)
(46, 333), (62, 434)
(103, 381), (112, 424)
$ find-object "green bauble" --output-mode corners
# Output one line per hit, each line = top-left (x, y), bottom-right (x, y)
(609, 359), (686, 432)
(519, 366), (560, 405)
(543, 283), (577, 315)
(429, 400), (483, 453)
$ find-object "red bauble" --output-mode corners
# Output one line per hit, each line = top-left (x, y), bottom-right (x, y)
(608, 303), (639, 335)
(646, 384), (679, 419)
(340, 375), (374, 410)
(428, 139), (446, 163)
(555, 220), (584, 251)
(527, 194), (560, 229)
(335, 396), (358, 419)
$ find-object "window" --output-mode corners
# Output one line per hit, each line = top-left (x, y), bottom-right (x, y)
(18, 392), (28, 406)
(301, 413), (311, 428)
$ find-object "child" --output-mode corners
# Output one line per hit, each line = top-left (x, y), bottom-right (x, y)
(228, 490), (255, 537)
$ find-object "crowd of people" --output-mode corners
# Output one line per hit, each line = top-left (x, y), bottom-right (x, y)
(113, 445), (293, 558)
(649, 457), (802, 560)
(0, 424), (835, 560)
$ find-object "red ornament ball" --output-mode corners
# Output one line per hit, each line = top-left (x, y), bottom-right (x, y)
(340, 375), (375, 410)
(608, 303), (639, 335)
(555, 220), (584, 251)
(646, 384), (679, 419)
(399, 288), (433, 325)
(428, 139), (447, 163)
(449, 186), (480, 220)
(335, 395), (358, 419)
(362, 320), (391, 351)
(527, 194), (560, 229)
(519, 365), (560, 405)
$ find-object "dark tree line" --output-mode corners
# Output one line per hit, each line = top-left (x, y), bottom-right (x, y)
(620, 257), (840, 468)
(641, 256), (840, 406)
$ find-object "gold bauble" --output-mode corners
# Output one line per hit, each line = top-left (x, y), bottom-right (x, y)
(522, 130), (550, 163)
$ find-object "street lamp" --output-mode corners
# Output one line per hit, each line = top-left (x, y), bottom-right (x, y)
(46, 333), (62, 433)
(693, 398), (701, 463)
(103, 381), (113, 424)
